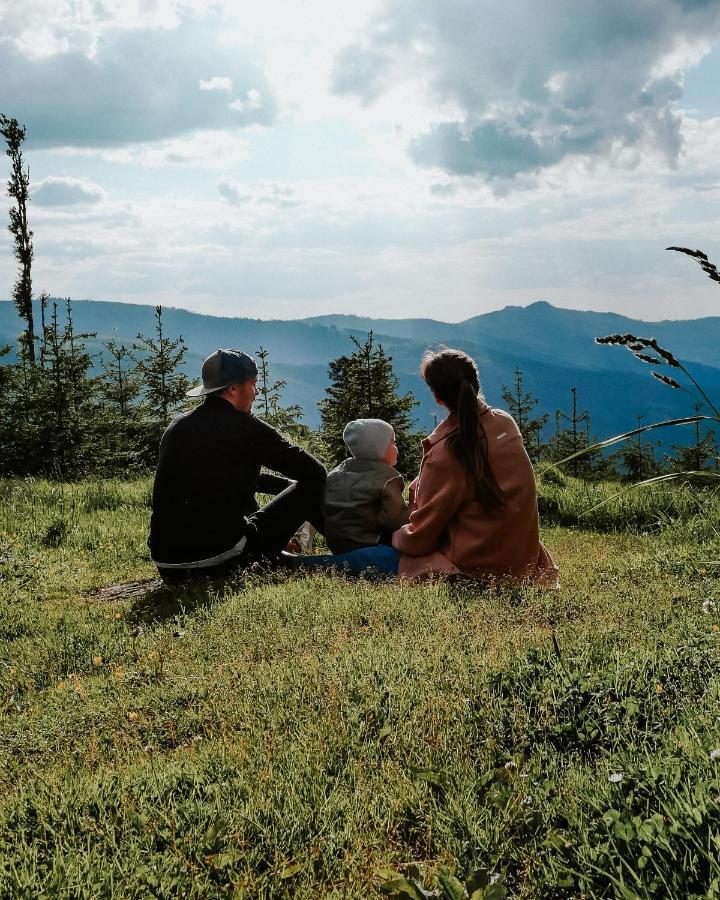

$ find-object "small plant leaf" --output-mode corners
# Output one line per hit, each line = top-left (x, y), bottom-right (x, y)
(378, 876), (435, 899)
(485, 885), (506, 900)
(280, 862), (303, 879)
(409, 766), (450, 795)
(437, 869), (465, 900)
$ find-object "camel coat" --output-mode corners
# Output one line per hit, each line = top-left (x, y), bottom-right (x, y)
(392, 404), (558, 585)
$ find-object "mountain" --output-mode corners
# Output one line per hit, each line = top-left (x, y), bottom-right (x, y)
(1, 299), (718, 444)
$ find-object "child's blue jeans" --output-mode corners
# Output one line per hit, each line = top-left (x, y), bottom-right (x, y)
(296, 544), (401, 578)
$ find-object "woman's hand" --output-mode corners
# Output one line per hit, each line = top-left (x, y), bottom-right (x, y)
(408, 476), (419, 512)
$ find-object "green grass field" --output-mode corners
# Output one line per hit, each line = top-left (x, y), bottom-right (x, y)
(1, 476), (719, 898)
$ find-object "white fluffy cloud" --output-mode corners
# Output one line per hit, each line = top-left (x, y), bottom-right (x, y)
(199, 77), (233, 92)
(0, 15), (276, 148)
(331, 0), (720, 183)
(217, 178), (300, 208)
(32, 176), (106, 206)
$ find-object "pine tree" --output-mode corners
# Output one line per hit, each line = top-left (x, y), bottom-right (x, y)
(39, 299), (98, 476)
(134, 306), (190, 456)
(500, 367), (548, 462)
(94, 339), (147, 471)
(0, 115), (36, 364)
(611, 415), (662, 481)
(255, 346), (304, 435)
(544, 387), (602, 478)
(1, 298), (101, 477)
(667, 402), (715, 473)
(319, 331), (419, 474)
(101, 340), (142, 415)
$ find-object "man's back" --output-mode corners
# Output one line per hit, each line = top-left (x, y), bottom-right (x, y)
(150, 395), (324, 564)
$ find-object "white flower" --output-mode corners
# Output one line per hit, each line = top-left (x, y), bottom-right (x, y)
(710, 748), (720, 762)
(609, 772), (624, 783)
(702, 599), (716, 614)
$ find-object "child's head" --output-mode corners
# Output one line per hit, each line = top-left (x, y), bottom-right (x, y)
(343, 419), (397, 466)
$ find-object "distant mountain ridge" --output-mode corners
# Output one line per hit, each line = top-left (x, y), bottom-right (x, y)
(2, 299), (719, 443)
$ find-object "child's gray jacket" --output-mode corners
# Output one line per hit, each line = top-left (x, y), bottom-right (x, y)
(322, 458), (409, 553)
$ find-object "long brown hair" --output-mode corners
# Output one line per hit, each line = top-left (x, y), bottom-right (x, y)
(420, 348), (505, 511)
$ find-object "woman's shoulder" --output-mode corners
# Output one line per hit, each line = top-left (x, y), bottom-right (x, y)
(482, 406), (521, 438)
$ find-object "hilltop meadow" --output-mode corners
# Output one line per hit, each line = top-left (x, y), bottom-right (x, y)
(1, 474), (719, 899)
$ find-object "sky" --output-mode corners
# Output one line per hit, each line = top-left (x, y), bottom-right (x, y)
(2, 0), (720, 322)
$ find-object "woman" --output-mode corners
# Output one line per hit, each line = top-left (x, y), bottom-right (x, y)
(392, 348), (557, 584)
(296, 348), (557, 586)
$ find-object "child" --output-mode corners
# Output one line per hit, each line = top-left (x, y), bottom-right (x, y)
(322, 419), (409, 554)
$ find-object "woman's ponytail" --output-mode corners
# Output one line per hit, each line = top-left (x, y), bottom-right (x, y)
(421, 349), (505, 511)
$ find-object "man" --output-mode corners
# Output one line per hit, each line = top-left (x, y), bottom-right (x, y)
(149, 348), (326, 582)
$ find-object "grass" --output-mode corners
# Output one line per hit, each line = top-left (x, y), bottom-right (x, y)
(1, 476), (720, 897)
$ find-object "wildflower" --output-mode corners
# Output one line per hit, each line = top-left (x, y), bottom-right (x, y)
(92, 655), (103, 666)
(608, 772), (624, 783)
(710, 749), (720, 762)
(703, 599), (716, 613)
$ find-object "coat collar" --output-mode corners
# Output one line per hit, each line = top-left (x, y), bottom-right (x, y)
(422, 401), (491, 451)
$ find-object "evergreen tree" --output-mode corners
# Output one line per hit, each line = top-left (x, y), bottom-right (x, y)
(611, 415), (662, 481)
(319, 331), (419, 474)
(500, 367), (548, 461)
(544, 387), (603, 478)
(255, 346), (304, 435)
(38, 298), (98, 476)
(101, 340), (142, 415)
(667, 403), (715, 472)
(0, 115), (36, 364)
(95, 339), (147, 471)
(0, 298), (99, 477)
(134, 306), (190, 457)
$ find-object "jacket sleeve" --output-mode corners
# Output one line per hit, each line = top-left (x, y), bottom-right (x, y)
(254, 418), (327, 487)
(377, 475), (410, 530)
(392, 455), (465, 556)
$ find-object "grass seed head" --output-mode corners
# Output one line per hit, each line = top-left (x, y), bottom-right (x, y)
(667, 246), (720, 286)
(667, 246), (709, 262)
(649, 342), (681, 368)
(652, 371), (683, 389)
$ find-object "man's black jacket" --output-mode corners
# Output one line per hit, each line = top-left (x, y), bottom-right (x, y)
(149, 395), (326, 564)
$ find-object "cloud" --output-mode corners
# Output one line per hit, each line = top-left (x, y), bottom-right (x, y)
(228, 89), (264, 112)
(32, 176), (105, 206)
(0, 16), (276, 148)
(199, 76), (234, 91)
(58, 131), (251, 168)
(331, 0), (720, 182)
(216, 178), (300, 208)
(217, 176), (250, 205)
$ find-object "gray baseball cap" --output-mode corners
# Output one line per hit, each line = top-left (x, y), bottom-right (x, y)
(186, 349), (258, 397)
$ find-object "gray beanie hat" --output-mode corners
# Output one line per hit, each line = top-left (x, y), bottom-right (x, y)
(343, 419), (394, 461)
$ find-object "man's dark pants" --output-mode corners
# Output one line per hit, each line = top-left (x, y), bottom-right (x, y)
(158, 476), (324, 584)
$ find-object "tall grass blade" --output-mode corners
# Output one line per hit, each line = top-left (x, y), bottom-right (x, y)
(538, 415), (715, 476)
(579, 471), (720, 516)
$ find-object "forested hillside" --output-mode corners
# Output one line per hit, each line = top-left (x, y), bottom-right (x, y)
(2, 298), (718, 438)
